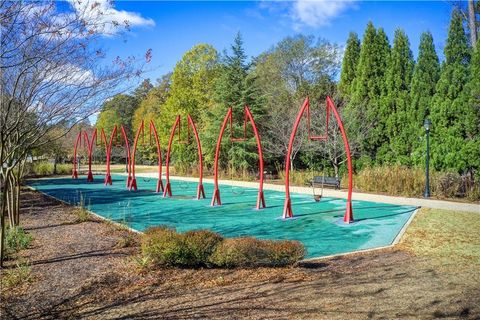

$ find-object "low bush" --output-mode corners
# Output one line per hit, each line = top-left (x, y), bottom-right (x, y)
(210, 237), (305, 268)
(5, 226), (33, 259)
(183, 230), (223, 267)
(141, 227), (305, 269)
(141, 226), (190, 267)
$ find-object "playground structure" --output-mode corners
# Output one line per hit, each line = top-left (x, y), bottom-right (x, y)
(282, 97), (354, 223)
(71, 96), (354, 222)
(211, 105), (266, 210)
(163, 115), (205, 200)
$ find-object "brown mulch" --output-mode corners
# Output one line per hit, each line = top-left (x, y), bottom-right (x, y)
(1, 190), (479, 319)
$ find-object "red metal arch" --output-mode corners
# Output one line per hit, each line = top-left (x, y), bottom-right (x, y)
(211, 106), (266, 210)
(100, 126), (117, 186)
(282, 96), (354, 223)
(163, 115), (205, 199)
(149, 120), (165, 193)
(129, 120), (145, 191)
(72, 131), (82, 179)
(119, 125), (132, 189)
(83, 129), (97, 182)
(129, 120), (165, 192)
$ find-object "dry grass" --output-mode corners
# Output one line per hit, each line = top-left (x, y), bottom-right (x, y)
(398, 208), (480, 268)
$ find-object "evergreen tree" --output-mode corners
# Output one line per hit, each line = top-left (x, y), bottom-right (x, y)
(461, 39), (480, 177)
(339, 32), (361, 97)
(409, 32), (440, 164)
(382, 29), (414, 163)
(349, 22), (390, 161)
(430, 9), (472, 172)
(204, 33), (264, 173)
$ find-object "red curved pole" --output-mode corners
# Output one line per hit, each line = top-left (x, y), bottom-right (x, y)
(282, 97), (354, 223)
(101, 126), (117, 186)
(83, 129), (97, 182)
(163, 116), (180, 197)
(211, 108), (233, 206)
(211, 107), (266, 209)
(149, 120), (164, 193)
(72, 131), (82, 179)
(327, 96), (353, 223)
(120, 125), (132, 189)
(129, 120), (145, 191)
(188, 114), (205, 199)
(244, 106), (266, 209)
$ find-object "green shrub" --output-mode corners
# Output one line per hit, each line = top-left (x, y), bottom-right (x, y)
(140, 228), (304, 269)
(5, 226), (33, 258)
(141, 226), (190, 267)
(183, 230), (223, 266)
(210, 237), (305, 268)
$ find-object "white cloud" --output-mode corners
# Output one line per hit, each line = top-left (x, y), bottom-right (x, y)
(67, 0), (154, 35)
(291, 0), (356, 27)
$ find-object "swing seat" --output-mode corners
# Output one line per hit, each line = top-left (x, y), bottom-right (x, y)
(313, 194), (322, 202)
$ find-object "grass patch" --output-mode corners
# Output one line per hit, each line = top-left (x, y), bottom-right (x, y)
(141, 226), (305, 269)
(1, 260), (34, 289)
(398, 208), (480, 267)
(5, 226), (33, 259)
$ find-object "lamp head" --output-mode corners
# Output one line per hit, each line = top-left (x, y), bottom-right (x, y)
(424, 119), (431, 131)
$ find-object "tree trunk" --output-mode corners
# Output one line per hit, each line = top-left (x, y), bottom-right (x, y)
(53, 156), (58, 175)
(469, 0), (478, 48)
(0, 172), (10, 268)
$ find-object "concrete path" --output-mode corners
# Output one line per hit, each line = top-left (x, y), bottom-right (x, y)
(128, 172), (480, 214)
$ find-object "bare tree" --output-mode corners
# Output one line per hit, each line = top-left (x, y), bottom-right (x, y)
(0, 0), (148, 266)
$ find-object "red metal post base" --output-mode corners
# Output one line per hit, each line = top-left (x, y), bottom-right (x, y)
(72, 170), (78, 179)
(343, 201), (354, 223)
(87, 171), (94, 182)
(104, 174), (112, 186)
(211, 188), (221, 206)
(163, 183), (172, 197)
(129, 178), (137, 191)
(282, 197), (293, 219)
(196, 184), (205, 200)
(156, 179), (164, 193)
(126, 175), (132, 189)
(256, 191), (266, 210)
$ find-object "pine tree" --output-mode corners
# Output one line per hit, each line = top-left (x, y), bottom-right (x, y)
(351, 22), (377, 104)
(410, 32), (440, 126)
(409, 32), (440, 164)
(203, 33), (264, 173)
(430, 9), (472, 172)
(339, 32), (360, 97)
(460, 39), (480, 177)
(382, 29), (414, 163)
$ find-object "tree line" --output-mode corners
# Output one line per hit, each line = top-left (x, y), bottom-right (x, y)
(94, 8), (479, 180)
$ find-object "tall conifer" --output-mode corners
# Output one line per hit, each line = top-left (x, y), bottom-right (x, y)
(339, 32), (361, 97)
(383, 29), (414, 163)
(430, 9), (472, 171)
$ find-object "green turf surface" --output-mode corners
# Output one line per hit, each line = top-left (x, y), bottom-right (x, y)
(28, 175), (417, 258)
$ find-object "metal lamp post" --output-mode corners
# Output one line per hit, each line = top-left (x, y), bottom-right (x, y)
(424, 119), (431, 198)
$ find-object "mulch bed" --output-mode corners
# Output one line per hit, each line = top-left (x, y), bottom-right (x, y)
(1, 190), (479, 319)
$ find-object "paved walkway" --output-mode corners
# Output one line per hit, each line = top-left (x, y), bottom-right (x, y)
(127, 172), (480, 214)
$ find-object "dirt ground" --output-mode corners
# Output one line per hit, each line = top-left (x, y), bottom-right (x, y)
(1, 190), (479, 319)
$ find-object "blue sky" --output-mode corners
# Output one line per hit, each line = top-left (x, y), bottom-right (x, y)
(79, 1), (454, 84)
